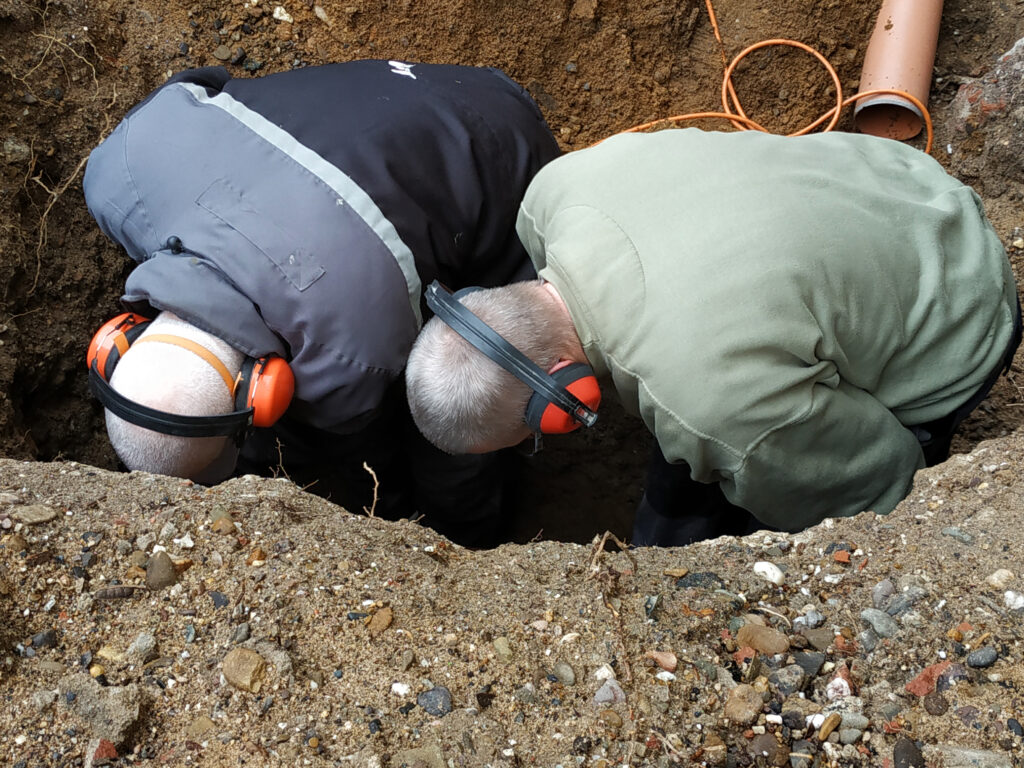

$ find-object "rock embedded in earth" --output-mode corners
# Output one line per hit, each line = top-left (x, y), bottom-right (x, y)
(801, 627), (835, 651)
(675, 571), (723, 589)
(723, 683), (762, 725)
(794, 608), (826, 629)
(145, 551), (178, 591)
(367, 606), (393, 635)
(924, 691), (949, 715)
(515, 682), (537, 704)
(936, 663), (970, 692)
(32, 689), (57, 711)
(924, 745), (1014, 768)
(840, 712), (869, 730)
(940, 526), (973, 544)
(752, 560), (785, 585)
(59, 675), (144, 744)
(768, 664), (806, 696)
(85, 738), (118, 768)
(736, 623), (789, 655)
(11, 503), (57, 525)
(230, 623), (250, 644)
(645, 650), (677, 672)
(872, 579), (896, 608)
(747, 732), (788, 765)
(860, 607), (899, 637)
(551, 661), (576, 685)
(417, 685), (452, 716)
(966, 647), (998, 668)
(886, 585), (927, 616)
(858, 627), (879, 652)
(593, 679), (626, 705)
(985, 569), (1014, 589)
(493, 636), (513, 662)
(893, 735), (926, 768)
(817, 712), (841, 741)
(905, 660), (951, 696)
(222, 647), (266, 693)
(126, 632), (157, 663)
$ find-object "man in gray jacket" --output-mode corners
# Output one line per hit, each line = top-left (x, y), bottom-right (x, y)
(84, 60), (560, 546)
(406, 128), (1021, 546)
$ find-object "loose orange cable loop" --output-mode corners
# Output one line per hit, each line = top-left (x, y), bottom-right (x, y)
(604, 1), (935, 155)
(721, 39), (844, 136)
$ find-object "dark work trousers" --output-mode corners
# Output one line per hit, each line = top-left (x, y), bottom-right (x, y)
(236, 378), (520, 548)
(632, 302), (1023, 548)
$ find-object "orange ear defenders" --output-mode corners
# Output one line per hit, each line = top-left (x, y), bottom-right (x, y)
(424, 281), (600, 434)
(86, 312), (294, 440)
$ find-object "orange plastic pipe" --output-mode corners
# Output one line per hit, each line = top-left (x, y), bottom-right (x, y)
(854, 0), (943, 141)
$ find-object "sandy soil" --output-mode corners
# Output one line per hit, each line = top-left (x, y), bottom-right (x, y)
(2, 0), (1024, 764)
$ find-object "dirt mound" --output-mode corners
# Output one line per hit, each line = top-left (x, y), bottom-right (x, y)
(2, 437), (1024, 765)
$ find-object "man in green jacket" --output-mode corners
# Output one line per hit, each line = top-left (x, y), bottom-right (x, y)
(405, 128), (1021, 545)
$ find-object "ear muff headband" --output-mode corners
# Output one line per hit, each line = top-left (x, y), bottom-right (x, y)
(133, 333), (238, 395)
(424, 281), (599, 430)
(88, 362), (255, 438)
(86, 313), (295, 439)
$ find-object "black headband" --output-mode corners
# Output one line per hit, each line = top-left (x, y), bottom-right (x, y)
(89, 362), (254, 439)
(425, 281), (598, 428)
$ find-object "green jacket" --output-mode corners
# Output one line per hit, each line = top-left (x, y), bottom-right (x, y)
(516, 129), (1017, 530)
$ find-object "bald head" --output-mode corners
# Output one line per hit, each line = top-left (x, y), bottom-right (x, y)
(105, 312), (245, 482)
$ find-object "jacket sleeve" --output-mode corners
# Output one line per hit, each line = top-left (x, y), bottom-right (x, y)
(716, 377), (926, 531)
(82, 118), (154, 264)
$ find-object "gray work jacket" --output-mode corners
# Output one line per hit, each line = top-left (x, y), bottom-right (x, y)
(84, 60), (559, 432)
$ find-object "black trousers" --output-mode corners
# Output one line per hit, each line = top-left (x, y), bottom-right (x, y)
(235, 379), (519, 548)
(632, 305), (1023, 548)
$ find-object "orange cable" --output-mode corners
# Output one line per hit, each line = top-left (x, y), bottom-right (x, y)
(704, 0), (728, 67)
(610, 1), (934, 154)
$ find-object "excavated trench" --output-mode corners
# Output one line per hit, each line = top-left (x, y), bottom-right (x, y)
(2, 0), (1024, 547)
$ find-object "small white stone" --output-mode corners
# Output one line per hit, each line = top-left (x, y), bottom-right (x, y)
(655, 670), (676, 682)
(986, 569), (1014, 589)
(1004, 590), (1024, 611)
(594, 664), (616, 680)
(752, 561), (785, 586)
(273, 5), (293, 22)
(391, 682), (410, 696)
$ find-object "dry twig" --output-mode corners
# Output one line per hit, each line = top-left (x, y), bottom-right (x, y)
(362, 462), (379, 517)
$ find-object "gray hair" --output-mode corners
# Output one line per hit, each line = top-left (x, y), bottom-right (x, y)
(105, 312), (245, 481)
(406, 280), (578, 453)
